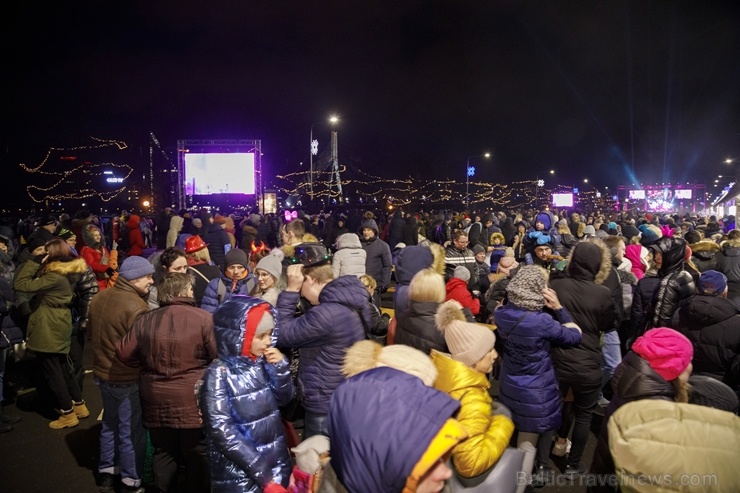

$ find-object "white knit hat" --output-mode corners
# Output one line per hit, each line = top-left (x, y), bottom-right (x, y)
(453, 265), (470, 282)
(435, 300), (495, 367)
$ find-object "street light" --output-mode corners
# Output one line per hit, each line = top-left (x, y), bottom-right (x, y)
(466, 153), (490, 210)
(309, 116), (339, 203)
(534, 169), (555, 208)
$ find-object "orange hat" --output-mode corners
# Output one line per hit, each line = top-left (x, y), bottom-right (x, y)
(185, 235), (207, 254)
(213, 214), (227, 225)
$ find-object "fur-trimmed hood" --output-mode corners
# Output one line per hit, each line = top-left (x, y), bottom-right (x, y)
(689, 239), (720, 261)
(43, 257), (89, 276)
(720, 238), (740, 252)
(342, 340), (437, 388)
(566, 238), (611, 285)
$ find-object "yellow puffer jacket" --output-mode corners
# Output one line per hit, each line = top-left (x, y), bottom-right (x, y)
(431, 350), (515, 478)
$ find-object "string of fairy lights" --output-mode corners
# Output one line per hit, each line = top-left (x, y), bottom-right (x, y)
(19, 137), (133, 203)
(275, 166), (617, 211)
(19, 136), (617, 211)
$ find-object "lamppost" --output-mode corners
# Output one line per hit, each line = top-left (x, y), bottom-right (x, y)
(534, 169), (555, 208)
(309, 116), (339, 203)
(466, 153), (490, 210)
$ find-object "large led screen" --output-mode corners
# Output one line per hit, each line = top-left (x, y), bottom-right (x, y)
(184, 153), (255, 195)
(552, 193), (573, 208)
(674, 189), (692, 199)
(629, 190), (645, 200)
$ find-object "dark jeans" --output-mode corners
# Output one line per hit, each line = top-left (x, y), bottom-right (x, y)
(558, 379), (601, 466)
(68, 327), (85, 392)
(36, 352), (82, 411)
(149, 427), (210, 493)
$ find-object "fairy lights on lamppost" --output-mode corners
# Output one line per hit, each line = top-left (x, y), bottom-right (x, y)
(466, 152), (490, 210)
(534, 169), (555, 208)
(309, 116), (339, 202)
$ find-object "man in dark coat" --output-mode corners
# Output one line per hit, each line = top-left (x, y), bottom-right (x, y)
(358, 216), (392, 307)
(276, 245), (368, 439)
(444, 230), (479, 293)
(713, 232), (740, 306)
(201, 213), (231, 271)
(673, 270), (740, 391)
(550, 239), (617, 479)
(387, 210), (405, 250)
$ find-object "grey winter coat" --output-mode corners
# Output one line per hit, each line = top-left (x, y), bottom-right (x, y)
(332, 233), (366, 279)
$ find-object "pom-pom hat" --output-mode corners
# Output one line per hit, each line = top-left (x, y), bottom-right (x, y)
(435, 301), (495, 367)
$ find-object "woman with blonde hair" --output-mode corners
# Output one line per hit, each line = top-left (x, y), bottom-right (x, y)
(184, 235), (220, 307)
(394, 267), (448, 354)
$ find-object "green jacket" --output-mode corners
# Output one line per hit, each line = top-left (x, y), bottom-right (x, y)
(14, 258), (89, 354)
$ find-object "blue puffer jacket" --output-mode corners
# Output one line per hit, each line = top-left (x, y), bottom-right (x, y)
(201, 272), (255, 314)
(276, 275), (369, 415)
(200, 296), (295, 493)
(494, 303), (581, 433)
(329, 367), (460, 492)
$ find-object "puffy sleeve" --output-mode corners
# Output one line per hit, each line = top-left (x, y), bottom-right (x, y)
(264, 357), (295, 407)
(275, 291), (331, 348)
(452, 388), (515, 478)
(200, 364), (274, 489)
(201, 279), (220, 314)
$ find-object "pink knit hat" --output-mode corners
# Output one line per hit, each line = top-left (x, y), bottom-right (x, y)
(631, 328), (693, 382)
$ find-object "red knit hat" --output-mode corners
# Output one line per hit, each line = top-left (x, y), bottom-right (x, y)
(632, 328), (693, 381)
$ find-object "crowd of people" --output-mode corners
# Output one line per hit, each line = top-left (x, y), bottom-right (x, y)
(0, 204), (738, 493)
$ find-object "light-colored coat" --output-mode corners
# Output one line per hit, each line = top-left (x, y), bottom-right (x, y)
(332, 233), (366, 278)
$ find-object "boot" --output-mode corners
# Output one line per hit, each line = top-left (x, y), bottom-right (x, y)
(0, 408), (21, 424)
(49, 409), (79, 429)
(0, 422), (13, 433)
(72, 400), (90, 419)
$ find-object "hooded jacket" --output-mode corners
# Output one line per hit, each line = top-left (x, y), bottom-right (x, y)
(331, 233), (366, 279)
(623, 244), (648, 280)
(650, 237), (696, 328)
(714, 238), (740, 306)
(328, 367), (462, 493)
(608, 400), (740, 493)
(493, 304), (581, 433)
(275, 275), (368, 415)
(689, 239), (720, 272)
(550, 240), (616, 384)
(125, 214), (146, 256)
(166, 215), (184, 248)
(200, 296), (295, 493)
(13, 257), (90, 354)
(431, 351), (515, 478)
(674, 294), (740, 390)
(80, 224), (112, 290)
(116, 297), (218, 429)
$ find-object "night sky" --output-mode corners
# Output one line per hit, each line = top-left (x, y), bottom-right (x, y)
(2, 1), (739, 206)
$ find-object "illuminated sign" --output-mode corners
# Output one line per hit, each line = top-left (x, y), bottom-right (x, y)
(106, 177), (124, 183)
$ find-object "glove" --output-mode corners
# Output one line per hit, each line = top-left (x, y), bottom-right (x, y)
(492, 401), (513, 420)
(381, 313), (391, 322)
(263, 482), (288, 493)
(33, 254), (46, 264)
(528, 231), (542, 239)
(536, 234), (552, 245)
(105, 267), (116, 277)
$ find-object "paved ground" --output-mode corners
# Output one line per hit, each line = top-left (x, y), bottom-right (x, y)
(0, 287), (601, 492)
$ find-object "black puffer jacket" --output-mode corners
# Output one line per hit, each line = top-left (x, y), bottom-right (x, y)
(714, 238), (740, 307)
(674, 294), (740, 390)
(589, 351), (677, 492)
(395, 300), (447, 355)
(650, 237), (695, 328)
(550, 240), (616, 384)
